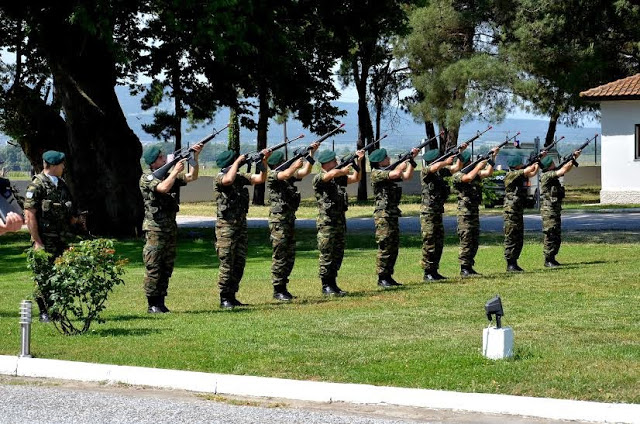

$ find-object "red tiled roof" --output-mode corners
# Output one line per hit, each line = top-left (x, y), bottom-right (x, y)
(580, 74), (640, 100)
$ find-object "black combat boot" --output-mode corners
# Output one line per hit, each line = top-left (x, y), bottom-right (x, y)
(230, 293), (247, 307)
(506, 260), (524, 272)
(158, 296), (170, 313)
(322, 277), (346, 296)
(220, 293), (235, 309)
(273, 285), (294, 302)
(36, 297), (50, 323)
(147, 296), (164, 313)
(544, 257), (561, 268)
(460, 267), (481, 278)
(378, 274), (401, 288)
(424, 268), (445, 281)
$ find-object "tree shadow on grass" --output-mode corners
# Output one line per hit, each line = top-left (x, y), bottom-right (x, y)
(107, 314), (156, 322)
(91, 328), (163, 337)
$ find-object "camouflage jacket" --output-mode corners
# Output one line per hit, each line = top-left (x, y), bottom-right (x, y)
(370, 169), (402, 218)
(452, 172), (482, 215)
(139, 169), (187, 231)
(213, 172), (252, 222)
(503, 169), (527, 213)
(540, 171), (564, 211)
(313, 172), (348, 223)
(267, 170), (301, 222)
(23, 172), (76, 241)
(420, 166), (451, 214)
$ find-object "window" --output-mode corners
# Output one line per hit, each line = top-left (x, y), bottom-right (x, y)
(636, 124), (640, 160)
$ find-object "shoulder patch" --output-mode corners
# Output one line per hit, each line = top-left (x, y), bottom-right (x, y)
(146, 174), (154, 181)
(26, 192), (34, 199)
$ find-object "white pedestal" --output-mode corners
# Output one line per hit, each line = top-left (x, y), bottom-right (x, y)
(482, 327), (514, 360)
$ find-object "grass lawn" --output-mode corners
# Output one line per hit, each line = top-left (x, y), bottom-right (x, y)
(1, 228), (638, 404)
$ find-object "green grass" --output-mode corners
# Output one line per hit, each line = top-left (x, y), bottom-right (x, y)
(0, 230), (638, 403)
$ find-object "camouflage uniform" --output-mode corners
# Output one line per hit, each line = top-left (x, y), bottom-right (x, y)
(420, 167), (451, 272)
(313, 173), (348, 281)
(540, 171), (564, 260)
(452, 172), (482, 268)
(267, 170), (301, 288)
(214, 172), (252, 297)
(24, 172), (77, 311)
(139, 169), (186, 297)
(503, 169), (527, 262)
(371, 169), (402, 276)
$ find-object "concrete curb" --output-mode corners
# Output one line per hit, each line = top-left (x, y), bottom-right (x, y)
(1, 355), (637, 423)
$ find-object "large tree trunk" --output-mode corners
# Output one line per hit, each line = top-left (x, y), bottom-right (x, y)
(40, 20), (143, 237)
(424, 121), (437, 150)
(353, 61), (374, 202)
(252, 85), (269, 205)
(172, 64), (183, 203)
(545, 110), (559, 147)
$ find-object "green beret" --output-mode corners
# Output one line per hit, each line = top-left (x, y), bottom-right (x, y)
(369, 148), (387, 163)
(42, 150), (65, 165)
(540, 156), (554, 169)
(422, 149), (439, 163)
(267, 150), (285, 166)
(459, 150), (471, 164)
(143, 146), (162, 165)
(317, 150), (336, 164)
(507, 156), (522, 168)
(216, 150), (236, 168)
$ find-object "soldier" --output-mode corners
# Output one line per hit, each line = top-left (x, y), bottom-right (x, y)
(140, 144), (203, 313)
(539, 150), (581, 267)
(420, 147), (466, 281)
(503, 156), (540, 272)
(369, 147), (419, 287)
(266, 143), (319, 301)
(214, 149), (271, 309)
(0, 212), (23, 235)
(312, 149), (364, 296)
(452, 147), (500, 277)
(24, 150), (84, 322)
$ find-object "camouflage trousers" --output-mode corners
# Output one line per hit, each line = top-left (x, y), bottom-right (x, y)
(420, 212), (444, 271)
(374, 216), (399, 276)
(317, 218), (346, 280)
(269, 216), (296, 287)
(143, 227), (177, 297)
(215, 219), (248, 295)
(457, 212), (480, 268)
(503, 210), (524, 261)
(541, 208), (562, 259)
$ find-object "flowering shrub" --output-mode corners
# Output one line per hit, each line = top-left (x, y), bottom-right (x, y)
(26, 239), (127, 335)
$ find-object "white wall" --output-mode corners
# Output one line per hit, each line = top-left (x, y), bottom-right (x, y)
(600, 101), (640, 204)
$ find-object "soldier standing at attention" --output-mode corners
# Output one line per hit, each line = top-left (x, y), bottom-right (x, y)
(214, 149), (271, 309)
(539, 150), (581, 267)
(368, 147), (419, 287)
(452, 147), (500, 277)
(312, 149), (364, 296)
(420, 147), (465, 281)
(266, 143), (319, 301)
(24, 150), (84, 322)
(503, 156), (540, 272)
(140, 144), (203, 313)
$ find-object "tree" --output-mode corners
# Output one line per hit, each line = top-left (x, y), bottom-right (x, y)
(228, 106), (240, 155)
(499, 0), (640, 146)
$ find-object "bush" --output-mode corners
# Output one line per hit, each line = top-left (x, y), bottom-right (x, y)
(26, 239), (127, 335)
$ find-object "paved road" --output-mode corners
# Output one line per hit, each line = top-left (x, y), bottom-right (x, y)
(178, 211), (640, 233)
(0, 377), (582, 424)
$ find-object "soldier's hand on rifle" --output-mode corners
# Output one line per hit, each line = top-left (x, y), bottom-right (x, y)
(574, 150), (582, 159)
(490, 147), (500, 157)
(262, 149), (272, 160)
(191, 144), (203, 157)
(172, 160), (186, 175)
(355, 150), (365, 161)
(445, 156), (455, 166)
(293, 158), (305, 169)
(459, 142), (469, 151)
(309, 142), (320, 154)
(235, 154), (246, 166)
(410, 148), (420, 158)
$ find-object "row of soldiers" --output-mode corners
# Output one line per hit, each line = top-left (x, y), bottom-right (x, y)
(11, 138), (581, 320)
(140, 136), (582, 312)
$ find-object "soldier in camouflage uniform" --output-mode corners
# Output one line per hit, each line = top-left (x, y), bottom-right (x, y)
(369, 147), (419, 287)
(452, 147), (500, 277)
(24, 150), (83, 322)
(420, 147), (465, 281)
(214, 149), (271, 309)
(139, 144), (202, 313)
(503, 155), (540, 272)
(266, 143), (319, 301)
(312, 149), (364, 296)
(539, 150), (581, 267)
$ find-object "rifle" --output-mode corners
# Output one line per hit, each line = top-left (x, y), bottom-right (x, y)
(557, 134), (598, 169)
(0, 177), (23, 224)
(383, 132), (441, 171)
(461, 132), (520, 174)
(223, 134), (304, 174)
(152, 124), (229, 180)
(274, 123), (345, 172)
(430, 126), (492, 165)
(334, 136), (385, 172)
(526, 136), (564, 167)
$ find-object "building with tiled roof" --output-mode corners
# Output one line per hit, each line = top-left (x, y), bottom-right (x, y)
(580, 74), (640, 204)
